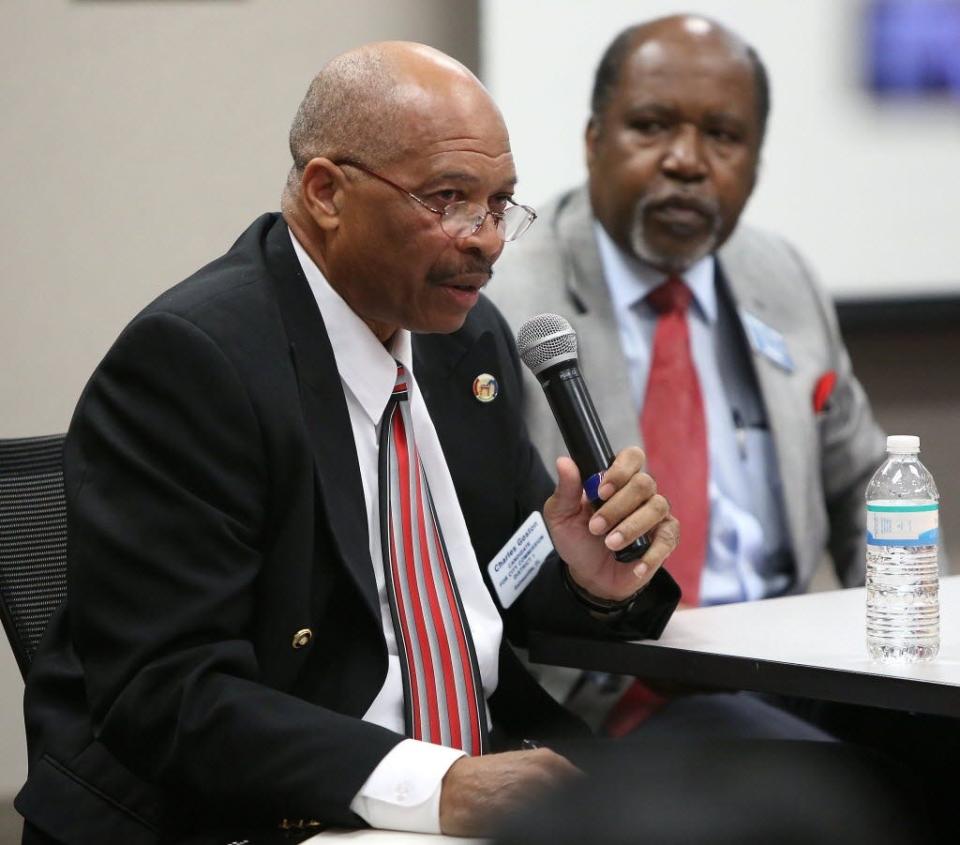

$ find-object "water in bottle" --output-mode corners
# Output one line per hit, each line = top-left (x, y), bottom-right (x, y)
(865, 435), (939, 663)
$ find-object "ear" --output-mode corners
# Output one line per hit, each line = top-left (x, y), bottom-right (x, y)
(301, 158), (345, 231)
(585, 116), (601, 169)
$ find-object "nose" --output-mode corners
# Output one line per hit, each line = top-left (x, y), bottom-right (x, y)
(457, 211), (502, 260)
(661, 124), (708, 182)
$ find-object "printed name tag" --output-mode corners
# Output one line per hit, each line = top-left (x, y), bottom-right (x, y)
(487, 511), (555, 609)
(740, 310), (795, 373)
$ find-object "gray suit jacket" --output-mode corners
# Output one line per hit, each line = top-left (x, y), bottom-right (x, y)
(488, 186), (886, 593)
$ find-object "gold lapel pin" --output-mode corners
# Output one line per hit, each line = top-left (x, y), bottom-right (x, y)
(472, 373), (499, 403)
(291, 628), (313, 649)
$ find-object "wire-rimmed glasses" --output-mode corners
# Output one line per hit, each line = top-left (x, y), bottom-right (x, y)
(334, 159), (537, 242)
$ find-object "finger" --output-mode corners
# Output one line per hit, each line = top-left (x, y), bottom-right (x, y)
(602, 491), (670, 551)
(588, 471), (658, 537)
(595, 445), (646, 500)
(544, 456), (585, 522)
(623, 514), (680, 585)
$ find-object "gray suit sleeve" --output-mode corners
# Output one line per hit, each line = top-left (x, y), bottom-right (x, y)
(786, 243), (886, 586)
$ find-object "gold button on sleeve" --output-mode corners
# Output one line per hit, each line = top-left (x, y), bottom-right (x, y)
(291, 628), (312, 649)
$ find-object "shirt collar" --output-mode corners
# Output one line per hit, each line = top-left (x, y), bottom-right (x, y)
(593, 220), (717, 324)
(289, 228), (414, 425)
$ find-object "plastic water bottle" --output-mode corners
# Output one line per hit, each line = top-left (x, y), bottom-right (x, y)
(865, 435), (940, 663)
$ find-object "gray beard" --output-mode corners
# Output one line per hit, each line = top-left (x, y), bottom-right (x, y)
(628, 199), (721, 274)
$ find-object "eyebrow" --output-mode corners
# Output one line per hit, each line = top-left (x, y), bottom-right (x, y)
(420, 171), (479, 189)
(624, 102), (677, 117)
(702, 111), (749, 128)
(419, 171), (518, 193)
(625, 102), (750, 129)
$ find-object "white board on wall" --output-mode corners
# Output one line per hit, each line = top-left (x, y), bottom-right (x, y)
(481, 0), (960, 302)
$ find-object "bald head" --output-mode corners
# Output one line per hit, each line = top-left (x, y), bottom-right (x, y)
(281, 41), (517, 341)
(285, 42), (503, 197)
(591, 15), (770, 141)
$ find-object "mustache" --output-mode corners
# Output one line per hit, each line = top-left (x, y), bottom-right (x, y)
(427, 259), (494, 286)
(641, 191), (719, 219)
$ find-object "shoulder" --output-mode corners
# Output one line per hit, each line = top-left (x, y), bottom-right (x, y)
(83, 214), (295, 415)
(495, 185), (590, 271)
(719, 222), (819, 284)
(108, 214), (292, 367)
(718, 223), (843, 349)
(718, 222), (834, 315)
(142, 214), (283, 328)
(489, 186), (588, 329)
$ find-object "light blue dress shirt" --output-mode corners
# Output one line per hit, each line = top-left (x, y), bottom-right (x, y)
(593, 222), (792, 605)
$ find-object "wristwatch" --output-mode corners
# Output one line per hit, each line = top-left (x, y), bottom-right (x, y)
(561, 563), (644, 618)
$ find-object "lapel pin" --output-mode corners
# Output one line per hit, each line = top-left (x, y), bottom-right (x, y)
(472, 373), (499, 403)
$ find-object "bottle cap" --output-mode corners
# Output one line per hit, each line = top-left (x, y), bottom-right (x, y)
(887, 435), (920, 454)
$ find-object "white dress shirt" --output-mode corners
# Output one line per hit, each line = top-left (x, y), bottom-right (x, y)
(290, 231), (505, 833)
(593, 222), (792, 605)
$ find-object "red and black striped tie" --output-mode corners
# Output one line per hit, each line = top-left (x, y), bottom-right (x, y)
(378, 363), (488, 755)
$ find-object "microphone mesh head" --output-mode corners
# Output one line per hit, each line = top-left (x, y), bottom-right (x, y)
(515, 313), (578, 375)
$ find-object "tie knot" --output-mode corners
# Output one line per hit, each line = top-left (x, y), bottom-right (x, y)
(647, 276), (692, 315)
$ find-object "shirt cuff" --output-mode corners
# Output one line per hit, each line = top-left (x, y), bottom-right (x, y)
(348, 738), (466, 833)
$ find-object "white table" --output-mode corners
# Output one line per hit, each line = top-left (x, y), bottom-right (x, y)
(529, 576), (960, 717)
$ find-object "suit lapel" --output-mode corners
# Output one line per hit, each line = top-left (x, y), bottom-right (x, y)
(717, 237), (813, 573)
(556, 189), (640, 453)
(262, 218), (381, 622)
(410, 322), (472, 407)
(413, 319), (525, 573)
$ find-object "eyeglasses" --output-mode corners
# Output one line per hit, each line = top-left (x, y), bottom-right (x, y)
(334, 159), (537, 242)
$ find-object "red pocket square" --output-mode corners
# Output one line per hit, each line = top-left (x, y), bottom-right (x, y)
(813, 370), (837, 414)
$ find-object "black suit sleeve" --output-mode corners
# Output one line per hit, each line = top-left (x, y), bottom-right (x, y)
(67, 312), (400, 826)
(479, 303), (680, 645)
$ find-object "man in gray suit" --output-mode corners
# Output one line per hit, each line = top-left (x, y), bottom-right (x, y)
(489, 15), (886, 730)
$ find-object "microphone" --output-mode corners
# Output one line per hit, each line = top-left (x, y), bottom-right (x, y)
(516, 313), (651, 563)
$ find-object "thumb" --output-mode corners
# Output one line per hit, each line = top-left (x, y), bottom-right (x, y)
(544, 457), (584, 522)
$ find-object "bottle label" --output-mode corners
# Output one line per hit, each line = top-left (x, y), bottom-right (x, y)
(866, 503), (939, 547)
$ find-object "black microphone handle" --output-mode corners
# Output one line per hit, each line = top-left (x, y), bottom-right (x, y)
(537, 361), (652, 563)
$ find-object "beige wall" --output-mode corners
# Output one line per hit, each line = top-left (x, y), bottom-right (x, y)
(0, 0), (478, 808)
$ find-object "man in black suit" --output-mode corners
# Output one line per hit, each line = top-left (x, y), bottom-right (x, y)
(17, 41), (681, 844)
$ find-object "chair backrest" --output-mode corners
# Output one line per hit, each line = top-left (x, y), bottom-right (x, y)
(0, 434), (67, 679)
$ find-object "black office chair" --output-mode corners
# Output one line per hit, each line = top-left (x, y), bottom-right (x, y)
(0, 434), (67, 679)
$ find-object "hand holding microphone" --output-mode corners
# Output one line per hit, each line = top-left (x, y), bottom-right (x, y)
(516, 313), (678, 598)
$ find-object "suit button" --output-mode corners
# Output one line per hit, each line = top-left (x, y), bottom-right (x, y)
(291, 628), (313, 649)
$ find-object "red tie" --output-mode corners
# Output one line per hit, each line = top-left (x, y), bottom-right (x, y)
(604, 277), (709, 738)
(379, 363), (487, 755)
(641, 276), (709, 605)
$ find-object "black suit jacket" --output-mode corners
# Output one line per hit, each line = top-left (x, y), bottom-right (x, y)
(17, 214), (679, 844)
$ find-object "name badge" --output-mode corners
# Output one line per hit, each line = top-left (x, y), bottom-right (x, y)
(487, 511), (555, 609)
(740, 310), (795, 373)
